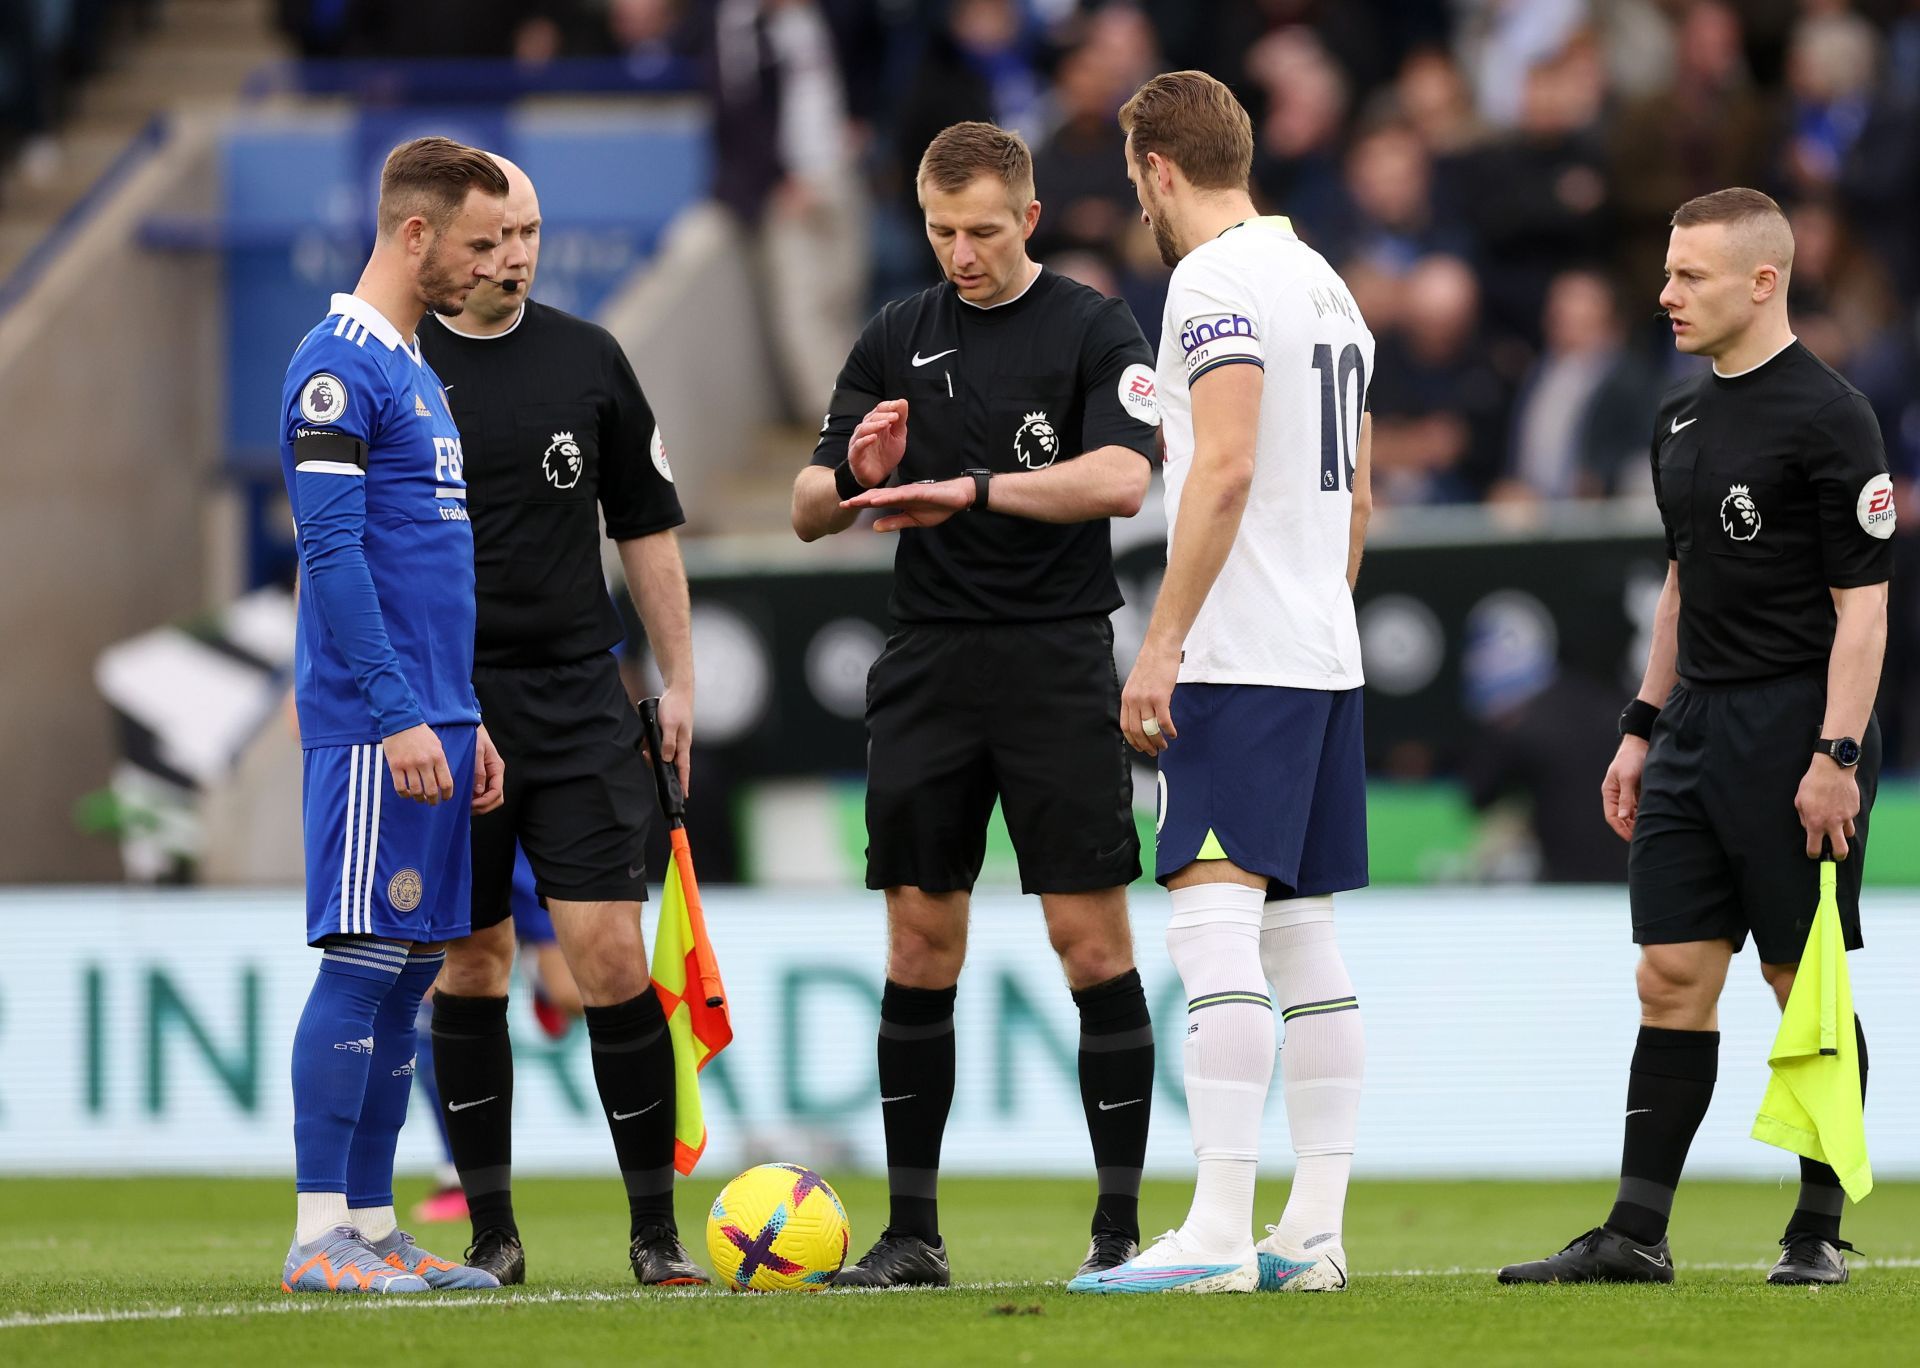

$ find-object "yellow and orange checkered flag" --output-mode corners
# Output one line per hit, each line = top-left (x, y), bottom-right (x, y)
(639, 698), (732, 1175)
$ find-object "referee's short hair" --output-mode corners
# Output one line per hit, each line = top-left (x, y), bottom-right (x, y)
(1670, 186), (1795, 274)
(378, 136), (510, 237)
(917, 121), (1035, 212)
(1119, 70), (1254, 192)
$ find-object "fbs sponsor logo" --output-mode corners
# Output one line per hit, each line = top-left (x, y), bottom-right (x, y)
(1858, 473), (1896, 539)
(1179, 313), (1258, 356)
(334, 1036), (375, 1054)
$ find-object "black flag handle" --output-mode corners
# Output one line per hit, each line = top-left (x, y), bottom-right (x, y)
(638, 697), (686, 828)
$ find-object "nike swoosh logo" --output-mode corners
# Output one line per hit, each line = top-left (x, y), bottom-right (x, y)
(1097, 1098), (1144, 1111)
(448, 1096), (497, 1112)
(1632, 1249), (1668, 1267)
(879, 1094), (917, 1103)
(911, 348), (957, 367)
(1670, 416), (1697, 433)
(628, 864), (645, 879)
(1625, 1108), (1652, 1117)
(612, 1101), (661, 1121)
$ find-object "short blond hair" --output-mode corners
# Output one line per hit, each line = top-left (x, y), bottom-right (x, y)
(916, 121), (1034, 210)
(1119, 70), (1254, 192)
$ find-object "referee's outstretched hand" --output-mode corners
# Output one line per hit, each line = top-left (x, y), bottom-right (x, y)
(383, 722), (454, 806)
(848, 399), (909, 487)
(1600, 736), (1647, 842)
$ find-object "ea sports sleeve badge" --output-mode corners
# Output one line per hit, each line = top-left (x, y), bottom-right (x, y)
(1752, 860), (1871, 1201)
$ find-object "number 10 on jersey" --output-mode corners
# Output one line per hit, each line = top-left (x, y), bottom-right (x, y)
(1312, 343), (1366, 493)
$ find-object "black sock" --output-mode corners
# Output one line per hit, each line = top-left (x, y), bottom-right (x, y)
(1606, 1026), (1719, 1245)
(430, 993), (516, 1240)
(583, 989), (678, 1240)
(1073, 970), (1152, 1240)
(1786, 1015), (1868, 1244)
(877, 980), (956, 1243)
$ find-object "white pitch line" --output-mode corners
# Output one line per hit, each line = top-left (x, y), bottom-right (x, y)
(8, 1260), (1920, 1331)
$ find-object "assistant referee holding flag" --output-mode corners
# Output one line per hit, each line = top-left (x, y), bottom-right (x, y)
(1500, 188), (1894, 1288)
(419, 155), (705, 1287)
(792, 121), (1164, 1288)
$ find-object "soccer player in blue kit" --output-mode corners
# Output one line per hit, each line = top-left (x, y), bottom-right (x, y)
(277, 137), (511, 1295)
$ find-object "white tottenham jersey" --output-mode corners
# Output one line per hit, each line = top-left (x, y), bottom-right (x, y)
(1156, 216), (1373, 689)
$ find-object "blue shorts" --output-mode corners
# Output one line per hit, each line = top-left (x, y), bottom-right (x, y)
(510, 846), (557, 945)
(301, 727), (476, 946)
(1155, 684), (1368, 899)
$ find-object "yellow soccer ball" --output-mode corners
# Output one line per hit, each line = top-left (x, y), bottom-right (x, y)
(706, 1163), (851, 1292)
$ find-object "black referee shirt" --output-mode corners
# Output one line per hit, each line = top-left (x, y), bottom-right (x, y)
(1651, 340), (1894, 685)
(421, 301), (685, 667)
(810, 268), (1160, 624)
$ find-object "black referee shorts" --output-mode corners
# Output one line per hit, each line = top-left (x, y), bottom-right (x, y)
(470, 654), (652, 930)
(864, 616), (1140, 896)
(1629, 671), (1880, 963)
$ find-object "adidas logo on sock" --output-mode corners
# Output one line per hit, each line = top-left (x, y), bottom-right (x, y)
(391, 1054), (416, 1077)
(333, 1036), (375, 1054)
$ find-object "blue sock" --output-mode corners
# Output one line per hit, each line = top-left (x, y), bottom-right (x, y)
(292, 938), (409, 1193)
(346, 948), (446, 1209)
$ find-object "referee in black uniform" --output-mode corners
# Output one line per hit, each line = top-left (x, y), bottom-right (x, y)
(419, 156), (706, 1288)
(1501, 189), (1893, 1287)
(792, 122), (1164, 1288)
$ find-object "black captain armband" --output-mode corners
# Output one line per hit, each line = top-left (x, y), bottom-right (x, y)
(1619, 698), (1661, 741)
(834, 459), (868, 502)
(292, 429), (369, 472)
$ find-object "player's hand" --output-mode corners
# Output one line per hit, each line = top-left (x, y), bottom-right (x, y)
(384, 723), (454, 805)
(843, 477), (971, 531)
(848, 399), (909, 487)
(1795, 755), (1860, 860)
(1600, 736), (1648, 841)
(472, 725), (506, 815)
(1121, 641), (1180, 756)
(656, 682), (694, 798)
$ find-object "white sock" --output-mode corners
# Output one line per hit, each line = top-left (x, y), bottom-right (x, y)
(296, 1191), (349, 1245)
(1262, 895), (1363, 1249)
(350, 1204), (397, 1243)
(1167, 882), (1273, 1254)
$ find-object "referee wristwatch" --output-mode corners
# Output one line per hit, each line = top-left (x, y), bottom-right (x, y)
(963, 467), (993, 512)
(1818, 736), (1862, 768)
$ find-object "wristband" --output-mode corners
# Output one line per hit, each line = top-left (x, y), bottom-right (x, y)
(1619, 698), (1660, 741)
(834, 459), (867, 502)
(963, 467), (992, 512)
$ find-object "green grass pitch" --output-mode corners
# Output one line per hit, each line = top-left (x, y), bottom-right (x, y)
(3, 1176), (1916, 1366)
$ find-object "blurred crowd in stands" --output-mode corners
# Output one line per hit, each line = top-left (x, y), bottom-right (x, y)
(269, 0), (1920, 516)
(0, 0), (154, 182)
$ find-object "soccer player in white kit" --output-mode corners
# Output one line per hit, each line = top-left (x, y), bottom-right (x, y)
(1070, 71), (1374, 1296)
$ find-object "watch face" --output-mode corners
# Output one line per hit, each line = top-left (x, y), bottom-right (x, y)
(1835, 738), (1861, 767)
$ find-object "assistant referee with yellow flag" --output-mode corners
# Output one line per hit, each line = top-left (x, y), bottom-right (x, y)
(1499, 187), (1893, 1288)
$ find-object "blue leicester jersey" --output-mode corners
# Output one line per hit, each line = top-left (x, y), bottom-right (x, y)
(279, 292), (481, 748)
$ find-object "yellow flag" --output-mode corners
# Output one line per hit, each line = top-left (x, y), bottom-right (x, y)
(649, 826), (731, 1174)
(1752, 860), (1870, 1201)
